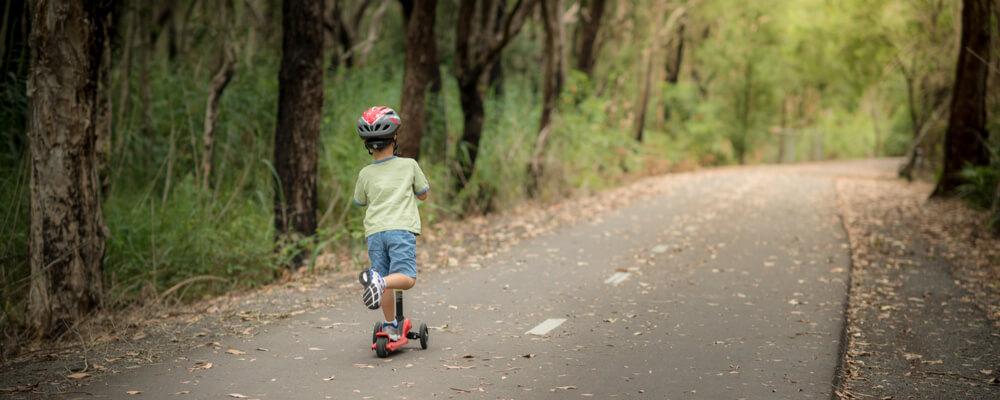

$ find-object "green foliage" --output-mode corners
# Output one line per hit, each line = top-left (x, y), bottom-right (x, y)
(957, 165), (1000, 210)
(103, 177), (277, 305)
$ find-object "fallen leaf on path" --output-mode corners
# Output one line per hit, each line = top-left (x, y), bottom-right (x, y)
(323, 375), (336, 381)
(308, 347), (324, 351)
(553, 386), (577, 390)
(227, 394), (248, 398)
(226, 349), (246, 355)
(901, 352), (922, 361)
(980, 369), (993, 375)
(443, 365), (474, 369)
(126, 390), (141, 395)
(255, 347), (269, 352)
(462, 354), (474, 358)
(66, 372), (91, 380)
(188, 361), (213, 371)
(353, 363), (375, 369)
(521, 353), (535, 358)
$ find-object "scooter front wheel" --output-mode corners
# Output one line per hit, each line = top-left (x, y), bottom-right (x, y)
(375, 336), (389, 358)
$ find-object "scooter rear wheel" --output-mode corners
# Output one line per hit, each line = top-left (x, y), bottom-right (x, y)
(372, 321), (381, 344)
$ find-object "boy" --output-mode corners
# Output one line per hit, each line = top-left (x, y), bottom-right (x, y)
(352, 106), (430, 341)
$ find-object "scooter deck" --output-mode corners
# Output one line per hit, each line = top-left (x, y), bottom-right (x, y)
(372, 319), (412, 352)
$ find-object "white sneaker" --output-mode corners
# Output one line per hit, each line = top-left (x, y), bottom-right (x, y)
(381, 321), (401, 341)
(359, 269), (386, 310)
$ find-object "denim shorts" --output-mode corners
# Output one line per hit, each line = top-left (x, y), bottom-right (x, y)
(367, 230), (418, 279)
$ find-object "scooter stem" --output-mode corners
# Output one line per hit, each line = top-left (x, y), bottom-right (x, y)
(395, 289), (404, 325)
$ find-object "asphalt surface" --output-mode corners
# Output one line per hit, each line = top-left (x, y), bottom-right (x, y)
(53, 163), (855, 399)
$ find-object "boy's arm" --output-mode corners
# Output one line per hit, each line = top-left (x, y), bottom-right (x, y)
(352, 174), (367, 207)
(412, 160), (430, 201)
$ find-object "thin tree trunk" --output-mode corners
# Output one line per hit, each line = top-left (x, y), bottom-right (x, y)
(899, 101), (947, 180)
(933, 0), (992, 197)
(574, 0), (605, 75)
(528, 0), (564, 195)
(664, 22), (684, 84)
(397, 0), (437, 160)
(274, 0), (324, 267)
(661, 16), (684, 131)
(201, 49), (236, 190)
(27, 0), (110, 338)
(633, 48), (653, 142)
(488, 0), (506, 96)
(741, 59), (755, 164)
(870, 102), (883, 157)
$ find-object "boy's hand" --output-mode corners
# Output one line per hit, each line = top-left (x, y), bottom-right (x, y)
(417, 190), (429, 201)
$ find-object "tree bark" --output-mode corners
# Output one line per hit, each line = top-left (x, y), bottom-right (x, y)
(397, 0), (438, 160)
(574, 0), (605, 75)
(453, 0), (536, 189)
(932, 0), (992, 197)
(487, 0), (506, 96)
(528, 0), (564, 196)
(274, 0), (324, 267)
(735, 59), (753, 164)
(201, 49), (236, 190)
(633, 48), (653, 142)
(664, 21), (684, 84)
(27, 0), (110, 338)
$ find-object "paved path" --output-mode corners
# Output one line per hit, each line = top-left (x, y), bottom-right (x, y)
(57, 162), (862, 399)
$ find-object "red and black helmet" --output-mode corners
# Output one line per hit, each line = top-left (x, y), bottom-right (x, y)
(357, 106), (401, 140)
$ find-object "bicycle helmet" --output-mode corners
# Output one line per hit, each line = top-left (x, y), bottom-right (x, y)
(357, 106), (401, 140)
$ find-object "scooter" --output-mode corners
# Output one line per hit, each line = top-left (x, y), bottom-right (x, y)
(371, 290), (428, 358)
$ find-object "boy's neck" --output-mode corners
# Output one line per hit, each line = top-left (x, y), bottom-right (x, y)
(373, 147), (395, 161)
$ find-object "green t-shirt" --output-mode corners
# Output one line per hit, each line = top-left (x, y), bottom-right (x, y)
(353, 156), (429, 237)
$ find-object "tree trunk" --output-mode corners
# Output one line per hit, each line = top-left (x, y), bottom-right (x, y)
(455, 76), (485, 187)
(201, 49), (236, 190)
(397, 0), (438, 160)
(27, 0), (110, 338)
(932, 0), (992, 197)
(96, 7), (112, 196)
(661, 16), (684, 131)
(664, 22), (684, 84)
(633, 48), (653, 142)
(735, 59), (753, 164)
(487, 0), (506, 96)
(528, 0), (564, 196)
(574, 0), (605, 75)
(452, 0), (536, 190)
(274, 0), (324, 267)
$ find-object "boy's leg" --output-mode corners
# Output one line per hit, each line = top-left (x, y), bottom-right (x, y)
(361, 233), (390, 309)
(380, 273), (416, 322)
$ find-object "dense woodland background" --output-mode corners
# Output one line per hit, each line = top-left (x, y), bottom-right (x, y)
(0, 0), (998, 351)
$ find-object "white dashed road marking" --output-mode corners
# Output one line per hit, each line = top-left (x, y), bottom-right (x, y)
(525, 318), (567, 336)
(604, 272), (630, 285)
